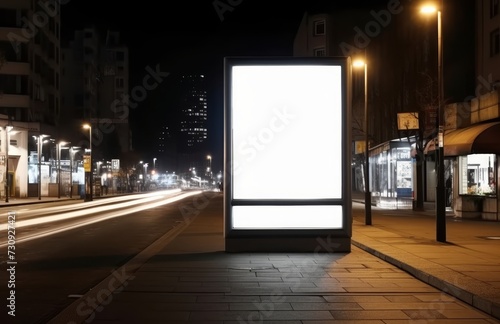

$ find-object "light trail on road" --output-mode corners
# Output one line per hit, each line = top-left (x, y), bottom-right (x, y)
(0, 189), (202, 247)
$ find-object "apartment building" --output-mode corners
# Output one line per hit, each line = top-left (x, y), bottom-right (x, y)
(0, 0), (61, 198)
(61, 27), (130, 160)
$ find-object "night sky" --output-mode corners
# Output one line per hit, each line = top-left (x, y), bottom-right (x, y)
(60, 0), (468, 172)
(61, 0), (337, 170)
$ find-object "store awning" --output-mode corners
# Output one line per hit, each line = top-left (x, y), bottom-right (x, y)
(424, 121), (500, 156)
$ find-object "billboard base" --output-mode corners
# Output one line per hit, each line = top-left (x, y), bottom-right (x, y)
(225, 237), (351, 253)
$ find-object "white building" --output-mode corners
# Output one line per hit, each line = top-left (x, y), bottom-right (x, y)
(0, 0), (61, 198)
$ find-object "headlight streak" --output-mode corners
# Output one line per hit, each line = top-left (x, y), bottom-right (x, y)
(0, 190), (202, 247)
(0, 189), (182, 221)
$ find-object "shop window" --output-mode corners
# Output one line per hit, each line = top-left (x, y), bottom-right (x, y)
(458, 154), (496, 196)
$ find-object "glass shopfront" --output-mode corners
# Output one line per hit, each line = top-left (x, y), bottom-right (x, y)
(458, 154), (496, 196)
(370, 140), (413, 209)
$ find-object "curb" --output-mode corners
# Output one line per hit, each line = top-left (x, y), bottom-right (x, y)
(351, 238), (500, 320)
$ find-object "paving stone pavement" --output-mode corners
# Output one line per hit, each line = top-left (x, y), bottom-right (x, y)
(44, 192), (500, 323)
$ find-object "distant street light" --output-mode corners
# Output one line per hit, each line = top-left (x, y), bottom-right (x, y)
(83, 124), (93, 201)
(153, 157), (157, 170)
(421, 2), (446, 242)
(353, 58), (371, 225)
(207, 155), (212, 178)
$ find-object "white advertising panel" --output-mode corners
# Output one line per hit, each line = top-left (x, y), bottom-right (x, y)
(224, 57), (352, 251)
(232, 65), (343, 200)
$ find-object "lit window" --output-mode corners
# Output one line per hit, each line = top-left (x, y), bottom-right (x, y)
(458, 154), (496, 196)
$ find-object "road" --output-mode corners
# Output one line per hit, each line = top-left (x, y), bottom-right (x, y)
(0, 189), (211, 324)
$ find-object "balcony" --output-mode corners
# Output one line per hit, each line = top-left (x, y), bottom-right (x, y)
(0, 94), (30, 108)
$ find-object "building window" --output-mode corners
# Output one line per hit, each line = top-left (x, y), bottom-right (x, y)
(491, 0), (499, 18)
(458, 154), (496, 196)
(314, 47), (326, 57)
(116, 51), (125, 61)
(115, 78), (124, 88)
(313, 20), (325, 36)
(491, 28), (500, 56)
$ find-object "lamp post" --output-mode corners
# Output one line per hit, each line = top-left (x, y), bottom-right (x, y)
(4, 125), (12, 203)
(57, 141), (69, 199)
(421, 2), (446, 242)
(69, 146), (79, 198)
(138, 161), (143, 191)
(83, 124), (93, 201)
(353, 59), (372, 225)
(153, 157), (157, 170)
(207, 155), (212, 179)
(4, 126), (12, 202)
(36, 134), (49, 200)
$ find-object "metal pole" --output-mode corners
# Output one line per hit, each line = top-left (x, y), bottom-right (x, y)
(69, 148), (73, 198)
(436, 8), (446, 242)
(57, 144), (61, 199)
(5, 127), (9, 203)
(89, 126), (93, 201)
(364, 62), (372, 225)
(38, 135), (42, 200)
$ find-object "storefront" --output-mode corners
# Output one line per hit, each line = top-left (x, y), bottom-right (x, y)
(425, 121), (500, 221)
(369, 139), (413, 209)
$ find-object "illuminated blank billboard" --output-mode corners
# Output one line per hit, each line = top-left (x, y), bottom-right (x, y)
(224, 57), (352, 252)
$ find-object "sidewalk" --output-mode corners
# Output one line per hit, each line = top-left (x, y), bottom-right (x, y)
(43, 191), (500, 323)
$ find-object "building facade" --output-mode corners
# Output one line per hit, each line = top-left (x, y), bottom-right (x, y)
(293, 1), (479, 212)
(476, 0), (500, 92)
(0, 0), (62, 198)
(421, 0), (500, 220)
(178, 74), (208, 151)
(61, 27), (130, 161)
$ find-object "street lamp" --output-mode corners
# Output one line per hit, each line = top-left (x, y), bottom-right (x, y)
(153, 157), (157, 170)
(353, 59), (372, 225)
(83, 124), (93, 201)
(35, 134), (49, 200)
(57, 141), (69, 199)
(421, 2), (446, 242)
(207, 155), (212, 178)
(4, 125), (13, 203)
(69, 146), (80, 198)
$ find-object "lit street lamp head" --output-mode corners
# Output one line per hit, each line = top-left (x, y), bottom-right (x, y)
(420, 5), (438, 14)
(352, 60), (366, 68)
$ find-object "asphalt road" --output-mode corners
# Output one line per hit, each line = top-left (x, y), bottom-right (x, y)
(0, 190), (203, 324)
